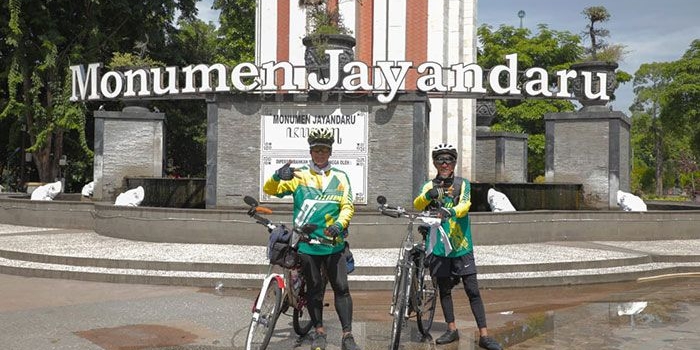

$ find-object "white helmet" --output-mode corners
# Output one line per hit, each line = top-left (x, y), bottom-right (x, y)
(431, 143), (457, 160)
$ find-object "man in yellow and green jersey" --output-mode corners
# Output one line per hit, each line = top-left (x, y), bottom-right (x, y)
(263, 128), (360, 350)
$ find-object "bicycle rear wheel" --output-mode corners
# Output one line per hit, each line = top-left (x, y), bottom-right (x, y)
(292, 279), (313, 336)
(245, 279), (282, 350)
(389, 266), (409, 350)
(413, 267), (437, 336)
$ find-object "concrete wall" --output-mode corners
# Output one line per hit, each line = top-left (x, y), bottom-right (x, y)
(475, 131), (528, 182)
(2, 198), (698, 248)
(0, 197), (95, 229)
(93, 106), (165, 202)
(206, 93), (430, 210)
(545, 109), (631, 209)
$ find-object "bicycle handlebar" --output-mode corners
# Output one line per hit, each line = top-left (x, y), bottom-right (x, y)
(244, 195), (331, 245)
(376, 195), (441, 221)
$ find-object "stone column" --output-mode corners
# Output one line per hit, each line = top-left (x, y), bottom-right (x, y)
(476, 131), (528, 183)
(474, 99), (528, 183)
(93, 106), (165, 201)
(545, 106), (631, 209)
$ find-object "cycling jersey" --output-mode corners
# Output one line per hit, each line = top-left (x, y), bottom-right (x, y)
(264, 165), (354, 255)
(413, 177), (473, 257)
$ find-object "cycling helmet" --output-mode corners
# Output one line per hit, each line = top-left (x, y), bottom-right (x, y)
(308, 128), (335, 149)
(432, 143), (458, 160)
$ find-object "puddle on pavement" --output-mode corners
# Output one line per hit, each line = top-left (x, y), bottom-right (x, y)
(502, 278), (700, 349)
(75, 324), (198, 349)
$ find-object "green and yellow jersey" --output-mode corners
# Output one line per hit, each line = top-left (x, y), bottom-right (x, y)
(263, 165), (354, 255)
(413, 178), (473, 257)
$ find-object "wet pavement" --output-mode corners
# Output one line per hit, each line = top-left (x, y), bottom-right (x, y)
(1, 273), (698, 349)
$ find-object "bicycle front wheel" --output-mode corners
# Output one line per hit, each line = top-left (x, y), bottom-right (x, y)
(389, 266), (409, 350)
(245, 279), (282, 350)
(413, 267), (437, 336)
(292, 279), (313, 336)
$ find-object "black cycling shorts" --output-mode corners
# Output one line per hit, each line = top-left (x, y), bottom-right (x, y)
(428, 252), (477, 277)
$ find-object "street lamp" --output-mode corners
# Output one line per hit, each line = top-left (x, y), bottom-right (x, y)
(518, 10), (525, 29)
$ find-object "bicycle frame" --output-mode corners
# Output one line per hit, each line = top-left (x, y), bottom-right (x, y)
(390, 216), (418, 318)
(243, 196), (316, 350)
(378, 195), (440, 348)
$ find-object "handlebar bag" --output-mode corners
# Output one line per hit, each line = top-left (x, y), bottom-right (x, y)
(267, 225), (299, 268)
(269, 241), (300, 269)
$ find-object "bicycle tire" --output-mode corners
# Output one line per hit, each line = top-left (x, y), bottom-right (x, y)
(292, 280), (313, 336)
(245, 279), (282, 350)
(389, 266), (409, 350)
(413, 266), (437, 336)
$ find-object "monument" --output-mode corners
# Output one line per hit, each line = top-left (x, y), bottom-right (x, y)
(545, 104), (631, 209)
(92, 106), (165, 201)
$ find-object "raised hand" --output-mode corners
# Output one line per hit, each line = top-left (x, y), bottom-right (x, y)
(427, 187), (444, 200)
(275, 161), (296, 181)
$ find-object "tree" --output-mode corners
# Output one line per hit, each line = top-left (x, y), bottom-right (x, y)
(580, 6), (627, 63)
(631, 41), (700, 198)
(0, 0), (197, 188)
(661, 40), (700, 159)
(632, 62), (672, 196)
(477, 24), (581, 180)
(213, 0), (256, 66)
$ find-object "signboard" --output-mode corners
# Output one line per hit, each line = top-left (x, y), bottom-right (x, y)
(70, 53), (614, 104)
(260, 106), (369, 204)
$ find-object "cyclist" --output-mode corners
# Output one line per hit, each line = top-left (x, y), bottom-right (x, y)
(412, 144), (502, 350)
(263, 128), (360, 350)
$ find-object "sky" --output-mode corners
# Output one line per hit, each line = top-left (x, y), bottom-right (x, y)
(195, 0), (700, 114)
(477, 0), (699, 113)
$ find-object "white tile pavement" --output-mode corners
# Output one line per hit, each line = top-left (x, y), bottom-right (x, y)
(0, 224), (698, 287)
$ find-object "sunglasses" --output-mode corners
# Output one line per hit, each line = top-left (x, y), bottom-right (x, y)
(435, 156), (456, 165)
(311, 147), (331, 154)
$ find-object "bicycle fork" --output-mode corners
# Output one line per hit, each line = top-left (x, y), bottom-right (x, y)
(251, 274), (286, 315)
(389, 257), (414, 319)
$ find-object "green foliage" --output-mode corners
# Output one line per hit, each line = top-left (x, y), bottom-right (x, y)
(631, 158), (655, 194)
(298, 0), (353, 62)
(0, 0), (197, 188)
(478, 24), (579, 179)
(106, 52), (164, 70)
(641, 194), (688, 202)
(213, 0), (255, 65)
(630, 41), (700, 197)
(660, 40), (700, 158)
(304, 4), (351, 36)
(580, 6), (621, 62)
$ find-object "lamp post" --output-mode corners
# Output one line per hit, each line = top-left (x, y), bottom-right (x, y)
(518, 10), (525, 29)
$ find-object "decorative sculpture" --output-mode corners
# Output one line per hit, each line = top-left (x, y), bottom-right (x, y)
(616, 190), (647, 212)
(81, 181), (94, 197)
(114, 186), (145, 207)
(30, 181), (62, 201)
(487, 188), (516, 212)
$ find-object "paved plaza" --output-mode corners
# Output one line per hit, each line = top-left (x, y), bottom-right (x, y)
(0, 223), (698, 348)
(1, 274), (698, 349)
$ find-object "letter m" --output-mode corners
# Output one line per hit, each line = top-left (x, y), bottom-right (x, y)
(70, 63), (102, 101)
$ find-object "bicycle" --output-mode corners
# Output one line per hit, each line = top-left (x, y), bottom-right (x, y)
(243, 195), (332, 350)
(377, 195), (439, 350)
